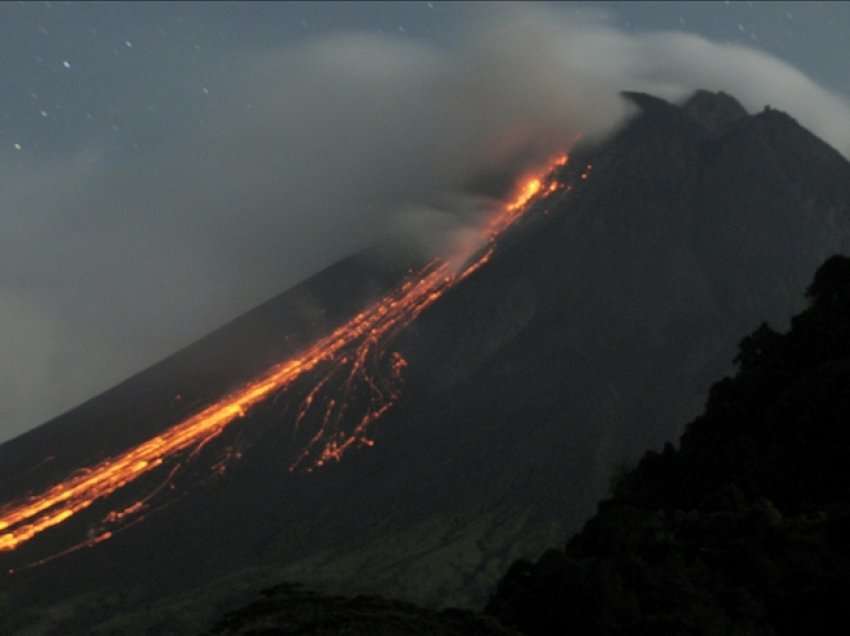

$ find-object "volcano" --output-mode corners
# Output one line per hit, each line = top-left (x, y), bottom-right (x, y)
(2, 90), (850, 634)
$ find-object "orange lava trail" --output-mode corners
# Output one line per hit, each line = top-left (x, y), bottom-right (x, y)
(0, 153), (571, 556)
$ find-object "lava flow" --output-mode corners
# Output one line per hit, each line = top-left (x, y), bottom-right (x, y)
(0, 152), (574, 558)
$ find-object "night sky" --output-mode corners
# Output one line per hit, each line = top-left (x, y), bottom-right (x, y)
(1, 1), (848, 442)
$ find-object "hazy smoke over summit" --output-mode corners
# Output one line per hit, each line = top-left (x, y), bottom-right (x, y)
(2, 5), (849, 442)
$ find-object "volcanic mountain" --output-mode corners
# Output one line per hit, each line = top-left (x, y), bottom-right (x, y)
(1, 89), (849, 634)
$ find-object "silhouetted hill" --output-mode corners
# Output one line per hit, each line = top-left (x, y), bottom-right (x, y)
(2, 89), (849, 634)
(208, 583), (516, 636)
(487, 255), (850, 635)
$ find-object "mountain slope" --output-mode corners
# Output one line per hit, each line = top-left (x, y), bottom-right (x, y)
(487, 255), (850, 636)
(2, 90), (850, 633)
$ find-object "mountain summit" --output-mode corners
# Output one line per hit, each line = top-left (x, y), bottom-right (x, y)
(680, 89), (748, 133)
(2, 90), (849, 634)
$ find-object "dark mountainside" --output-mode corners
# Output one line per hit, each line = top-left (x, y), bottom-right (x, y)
(1, 89), (850, 634)
(208, 256), (850, 634)
(486, 255), (850, 636)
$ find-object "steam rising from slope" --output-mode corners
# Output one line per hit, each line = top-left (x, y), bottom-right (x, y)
(1, 5), (848, 442)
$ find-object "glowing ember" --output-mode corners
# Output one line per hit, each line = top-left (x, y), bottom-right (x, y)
(0, 152), (577, 559)
(507, 178), (542, 212)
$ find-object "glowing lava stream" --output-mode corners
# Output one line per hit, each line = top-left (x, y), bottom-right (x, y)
(0, 153), (574, 555)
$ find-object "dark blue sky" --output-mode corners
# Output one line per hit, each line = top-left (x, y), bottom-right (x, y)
(1, 2), (847, 155)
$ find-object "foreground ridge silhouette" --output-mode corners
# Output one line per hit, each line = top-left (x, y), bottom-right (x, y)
(487, 254), (850, 636)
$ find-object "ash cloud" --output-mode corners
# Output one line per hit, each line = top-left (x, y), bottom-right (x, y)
(2, 5), (848, 442)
